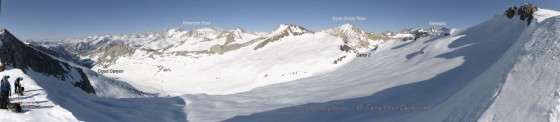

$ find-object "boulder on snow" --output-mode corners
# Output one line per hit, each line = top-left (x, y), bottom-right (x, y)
(518, 3), (538, 25)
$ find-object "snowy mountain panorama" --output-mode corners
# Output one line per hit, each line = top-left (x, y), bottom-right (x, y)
(28, 23), (394, 95)
(1, 3), (560, 122)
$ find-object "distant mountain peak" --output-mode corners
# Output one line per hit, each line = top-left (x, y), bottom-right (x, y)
(234, 27), (249, 34)
(186, 27), (227, 39)
(334, 23), (364, 33)
(227, 27), (255, 40)
(339, 23), (357, 29)
(235, 27), (245, 31)
(269, 24), (311, 37)
(165, 27), (185, 37)
(168, 27), (184, 32)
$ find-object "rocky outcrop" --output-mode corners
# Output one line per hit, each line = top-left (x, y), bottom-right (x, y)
(96, 42), (136, 68)
(210, 37), (266, 54)
(414, 31), (429, 41)
(518, 3), (538, 25)
(505, 5), (517, 19)
(504, 3), (538, 26)
(0, 29), (95, 94)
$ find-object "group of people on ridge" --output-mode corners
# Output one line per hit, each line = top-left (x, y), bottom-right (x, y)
(0, 75), (24, 109)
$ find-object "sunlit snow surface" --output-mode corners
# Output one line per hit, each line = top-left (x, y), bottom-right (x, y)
(480, 14), (560, 122)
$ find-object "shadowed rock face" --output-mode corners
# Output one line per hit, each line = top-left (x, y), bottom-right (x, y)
(0, 29), (95, 94)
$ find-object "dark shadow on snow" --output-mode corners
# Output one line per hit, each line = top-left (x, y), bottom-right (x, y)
(391, 41), (414, 50)
(26, 71), (187, 122)
(23, 89), (45, 93)
(11, 93), (43, 100)
(405, 46), (428, 60)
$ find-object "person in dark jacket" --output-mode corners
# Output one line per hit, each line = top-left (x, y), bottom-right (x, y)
(14, 77), (22, 95)
(0, 76), (11, 109)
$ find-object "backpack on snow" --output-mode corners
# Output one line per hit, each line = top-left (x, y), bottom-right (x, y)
(7, 103), (21, 113)
(17, 87), (24, 95)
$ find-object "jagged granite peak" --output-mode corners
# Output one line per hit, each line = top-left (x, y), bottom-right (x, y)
(253, 24), (312, 50)
(269, 24), (312, 37)
(234, 27), (248, 34)
(231, 27), (250, 39)
(0, 29), (96, 94)
(322, 23), (375, 50)
(222, 27), (254, 45)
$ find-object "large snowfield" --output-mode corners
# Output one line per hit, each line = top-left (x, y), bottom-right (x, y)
(1, 6), (560, 122)
(183, 9), (560, 121)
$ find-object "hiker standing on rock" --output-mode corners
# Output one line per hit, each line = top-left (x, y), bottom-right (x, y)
(0, 76), (11, 109)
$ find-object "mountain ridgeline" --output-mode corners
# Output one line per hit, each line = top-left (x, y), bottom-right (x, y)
(27, 24), (405, 68)
(0, 29), (96, 94)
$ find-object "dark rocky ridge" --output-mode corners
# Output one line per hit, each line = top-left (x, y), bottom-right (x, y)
(0, 29), (95, 94)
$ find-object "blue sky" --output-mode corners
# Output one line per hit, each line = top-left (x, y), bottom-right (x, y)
(0, 0), (558, 40)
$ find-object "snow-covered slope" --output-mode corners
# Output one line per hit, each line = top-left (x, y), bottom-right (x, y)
(479, 10), (560, 122)
(181, 8), (560, 122)
(183, 27), (464, 121)
(0, 68), (79, 121)
(23, 69), (186, 122)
